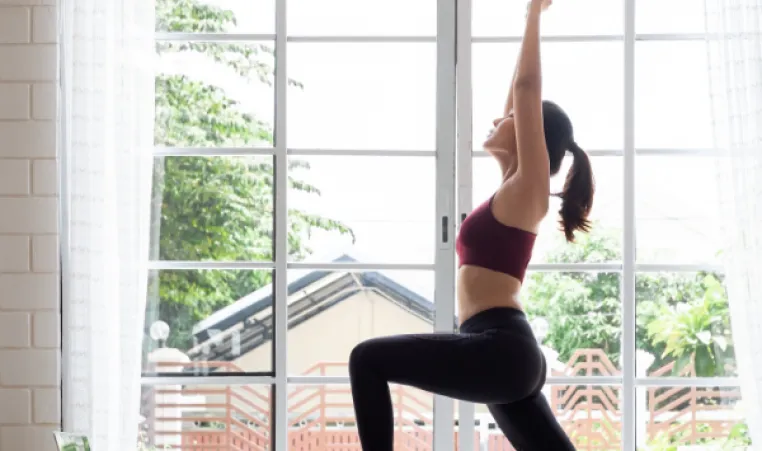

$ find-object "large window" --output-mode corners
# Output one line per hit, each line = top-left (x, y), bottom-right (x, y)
(139, 0), (751, 450)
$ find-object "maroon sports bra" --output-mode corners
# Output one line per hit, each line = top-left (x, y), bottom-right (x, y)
(455, 195), (537, 282)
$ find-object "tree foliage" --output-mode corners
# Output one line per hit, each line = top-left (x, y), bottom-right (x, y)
(147, 0), (351, 351)
(642, 273), (734, 377)
(524, 229), (623, 369)
(525, 226), (734, 377)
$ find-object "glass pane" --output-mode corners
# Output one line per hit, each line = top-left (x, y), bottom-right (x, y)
(287, 385), (434, 449)
(139, 384), (272, 450)
(637, 387), (750, 449)
(636, 0), (706, 34)
(288, 156), (435, 264)
(156, 0), (275, 33)
(635, 42), (712, 149)
(636, 156), (722, 264)
(484, 385), (622, 450)
(636, 272), (737, 378)
(150, 156), (274, 262)
(473, 43), (624, 150)
(473, 0), (623, 37)
(286, 270), (433, 375)
(142, 269), (273, 373)
(155, 41), (275, 148)
(524, 272), (622, 371)
(288, 0), (436, 36)
(288, 43), (436, 150)
(472, 156), (623, 263)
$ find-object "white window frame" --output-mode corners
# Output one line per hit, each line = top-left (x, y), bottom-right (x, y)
(139, 0), (741, 450)
(455, 1), (738, 450)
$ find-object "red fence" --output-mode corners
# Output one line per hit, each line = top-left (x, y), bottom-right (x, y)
(144, 352), (745, 451)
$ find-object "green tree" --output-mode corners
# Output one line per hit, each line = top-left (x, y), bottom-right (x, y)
(524, 225), (733, 376)
(523, 228), (623, 370)
(641, 273), (734, 377)
(147, 0), (351, 351)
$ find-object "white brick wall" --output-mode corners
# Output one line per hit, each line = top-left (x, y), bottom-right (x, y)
(0, 1), (60, 450)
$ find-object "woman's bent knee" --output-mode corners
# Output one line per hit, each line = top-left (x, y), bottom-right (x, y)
(348, 339), (376, 377)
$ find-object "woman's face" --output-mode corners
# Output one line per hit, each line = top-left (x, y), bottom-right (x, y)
(483, 114), (517, 152)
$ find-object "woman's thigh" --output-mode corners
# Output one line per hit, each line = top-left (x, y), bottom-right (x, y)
(349, 331), (544, 404)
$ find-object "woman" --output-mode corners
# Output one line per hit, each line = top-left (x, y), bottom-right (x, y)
(348, 0), (593, 449)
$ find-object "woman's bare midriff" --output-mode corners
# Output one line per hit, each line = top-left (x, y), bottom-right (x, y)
(457, 264), (524, 324)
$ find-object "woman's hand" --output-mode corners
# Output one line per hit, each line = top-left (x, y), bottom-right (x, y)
(528, 0), (552, 13)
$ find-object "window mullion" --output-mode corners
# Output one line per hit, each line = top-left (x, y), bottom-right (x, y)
(434, 0), (458, 450)
(622, 0), (637, 448)
(272, 0), (289, 448)
(456, 0), (476, 449)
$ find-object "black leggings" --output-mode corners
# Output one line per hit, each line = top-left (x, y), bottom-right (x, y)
(348, 307), (575, 451)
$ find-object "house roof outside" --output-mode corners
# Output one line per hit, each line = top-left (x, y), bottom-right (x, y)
(188, 254), (444, 362)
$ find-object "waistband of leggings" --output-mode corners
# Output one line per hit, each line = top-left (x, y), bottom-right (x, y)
(458, 306), (529, 333)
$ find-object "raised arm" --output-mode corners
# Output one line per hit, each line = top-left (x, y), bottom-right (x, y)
(513, 0), (550, 188)
(502, 3), (534, 116)
(502, 61), (520, 117)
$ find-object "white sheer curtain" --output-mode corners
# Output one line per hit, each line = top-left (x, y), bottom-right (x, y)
(704, 0), (762, 445)
(59, 0), (154, 448)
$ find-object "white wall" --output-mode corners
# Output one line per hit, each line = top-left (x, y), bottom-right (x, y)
(0, 1), (60, 450)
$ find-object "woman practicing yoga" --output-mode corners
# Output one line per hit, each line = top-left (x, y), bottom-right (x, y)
(348, 0), (593, 449)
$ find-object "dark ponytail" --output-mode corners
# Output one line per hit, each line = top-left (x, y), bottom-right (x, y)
(558, 141), (595, 242)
